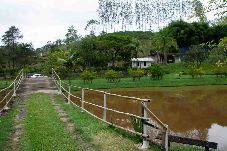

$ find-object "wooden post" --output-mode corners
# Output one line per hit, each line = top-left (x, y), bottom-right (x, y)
(162, 125), (169, 151)
(67, 80), (71, 104)
(22, 69), (24, 79)
(58, 79), (62, 94)
(103, 93), (107, 121)
(13, 80), (16, 97)
(81, 88), (84, 112)
(141, 101), (149, 149)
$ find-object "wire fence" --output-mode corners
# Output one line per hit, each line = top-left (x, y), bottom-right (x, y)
(0, 69), (24, 113)
(52, 68), (169, 150)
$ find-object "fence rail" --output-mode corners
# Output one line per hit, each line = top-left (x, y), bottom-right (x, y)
(51, 68), (169, 150)
(0, 69), (24, 113)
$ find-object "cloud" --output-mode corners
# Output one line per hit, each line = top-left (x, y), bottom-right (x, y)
(0, 0), (99, 48)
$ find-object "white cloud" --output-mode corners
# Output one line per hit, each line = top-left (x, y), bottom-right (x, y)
(0, 0), (99, 48)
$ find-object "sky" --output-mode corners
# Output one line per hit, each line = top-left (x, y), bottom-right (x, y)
(0, 0), (99, 48)
(0, 0), (219, 49)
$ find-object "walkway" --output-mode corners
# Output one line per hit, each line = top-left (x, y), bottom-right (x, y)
(4, 77), (143, 151)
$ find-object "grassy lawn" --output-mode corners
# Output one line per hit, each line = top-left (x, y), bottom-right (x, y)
(0, 100), (18, 150)
(63, 74), (227, 90)
(21, 93), (79, 151)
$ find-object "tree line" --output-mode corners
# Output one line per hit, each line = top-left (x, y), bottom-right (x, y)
(0, 26), (36, 77)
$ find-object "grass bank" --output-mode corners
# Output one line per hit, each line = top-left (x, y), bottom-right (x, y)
(21, 93), (79, 151)
(55, 95), (146, 151)
(0, 100), (18, 150)
(64, 74), (227, 90)
(0, 80), (12, 89)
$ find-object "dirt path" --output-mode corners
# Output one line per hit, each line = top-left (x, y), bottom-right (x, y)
(9, 77), (58, 150)
(51, 98), (95, 151)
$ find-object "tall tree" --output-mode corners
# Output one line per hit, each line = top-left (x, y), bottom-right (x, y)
(17, 43), (35, 68)
(97, 34), (132, 67)
(190, 0), (207, 22)
(65, 26), (80, 45)
(85, 19), (100, 35)
(2, 26), (23, 69)
(152, 31), (178, 64)
(208, 0), (227, 22)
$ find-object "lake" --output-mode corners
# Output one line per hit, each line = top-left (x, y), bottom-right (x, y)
(71, 86), (227, 150)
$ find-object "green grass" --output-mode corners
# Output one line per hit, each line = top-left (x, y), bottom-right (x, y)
(0, 100), (18, 151)
(63, 74), (227, 90)
(21, 93), (79, 151)
(55, 95), (142, 151)
(0, 80), (12, 89)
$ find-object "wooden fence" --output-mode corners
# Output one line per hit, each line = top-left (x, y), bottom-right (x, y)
(52, 68), (169, 150)
(0, 69), (24, 113)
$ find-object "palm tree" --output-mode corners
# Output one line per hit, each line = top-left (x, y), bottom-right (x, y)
(152, 32), (178, 64)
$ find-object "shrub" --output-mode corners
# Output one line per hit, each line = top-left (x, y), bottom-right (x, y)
(80, 70), (97, 83)
(130, 116), (143, 133)
(128, 68), (144, 81)
(188, 65), (205, 78)
(148, 64), (165, 80)
(105, 70), (121, 83)
(213, 62), (227, 78)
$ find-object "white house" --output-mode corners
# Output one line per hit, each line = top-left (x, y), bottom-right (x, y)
(131, 57), (155, 69)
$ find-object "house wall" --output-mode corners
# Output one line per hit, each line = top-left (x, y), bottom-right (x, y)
(132, 61), (153, 68)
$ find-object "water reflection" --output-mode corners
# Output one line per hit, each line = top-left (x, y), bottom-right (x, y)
(72, 86), (227, 150)
(208, 124), (227, 151)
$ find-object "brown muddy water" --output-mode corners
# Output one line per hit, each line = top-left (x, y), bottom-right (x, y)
(72, 86), (227, 150)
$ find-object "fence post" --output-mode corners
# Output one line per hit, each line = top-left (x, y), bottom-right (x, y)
(22, 70), (24, 79)
(141, 101), (149, 149)
(58, 79), (62, 94)
(81, 88), (84, 112)
(13, 80), (16, 97)
(162, 125), (169, 151)
(103, 92), (107, 121)
(67, 80), (71, 104)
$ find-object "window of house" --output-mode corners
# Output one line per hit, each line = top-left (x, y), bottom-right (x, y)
(144, 61), (146, 66)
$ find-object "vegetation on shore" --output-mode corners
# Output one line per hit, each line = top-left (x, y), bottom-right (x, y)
(63, 74), (227, 90)
(0, 101), (18, 150)
(55, 95), (143, 151)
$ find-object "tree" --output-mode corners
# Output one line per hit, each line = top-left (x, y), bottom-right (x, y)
(85, 19), (100, 35)
(97, 34), (132, 67)
(17, 43), (35, 68)
(148, 64), (165, 80)
(80, 70), (97, 83)
(128, 68), (144, 81)
(78, 35), (97, 68)
(152, 30), (178, 64)
(183, 45), (208, 67)
(208, 0), (227, 22)
(190, 0), (207, 22)
(65, 26), (80, 45)
(2, 26), (23, 69)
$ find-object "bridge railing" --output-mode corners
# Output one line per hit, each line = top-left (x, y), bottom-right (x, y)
(0, 69), (24, 113)
(51, 68), (169, 150)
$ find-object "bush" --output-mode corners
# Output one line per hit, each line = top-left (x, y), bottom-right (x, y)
(188, 65), (205, 78)
(130, 116), (143, 133)
(105, 70), (121, 83)
(80, 70), (97, 83)
(128, 68), (144, 81)
(148, 64), (165, 80)
(213, 63), (227, 78)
